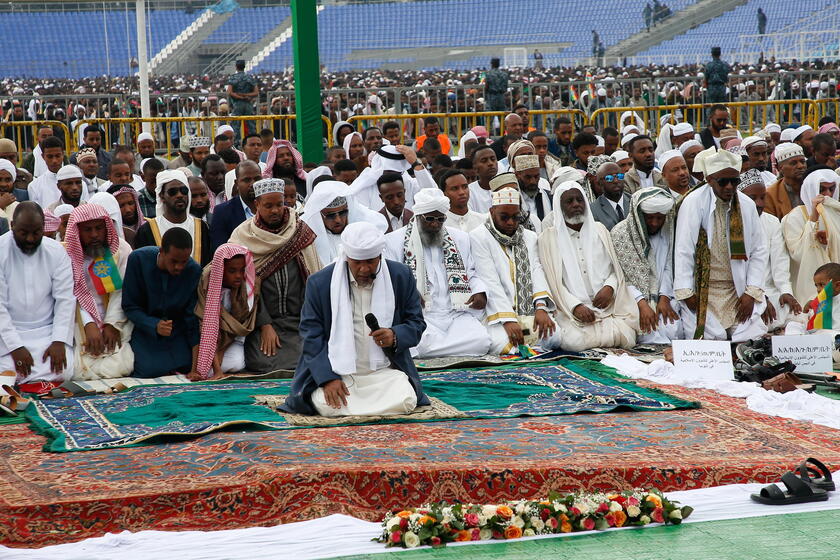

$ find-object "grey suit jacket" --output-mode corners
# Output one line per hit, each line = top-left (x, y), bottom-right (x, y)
(624, 166), (667, 194)
(591, 193), (630, 231)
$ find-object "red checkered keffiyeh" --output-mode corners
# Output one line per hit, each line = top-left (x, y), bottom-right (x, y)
(262, 139), (306, 181)
(112, 185), (147, 229)
(43, 210), (61, 235)
(196, 243), (256, 379)
(64, 204), (121, 328)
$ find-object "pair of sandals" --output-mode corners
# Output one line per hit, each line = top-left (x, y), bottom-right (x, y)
(0, 384), (29, 417)
(751, 458), (835, 505)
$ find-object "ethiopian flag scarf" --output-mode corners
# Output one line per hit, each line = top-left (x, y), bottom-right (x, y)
(88, 248), (123, 295)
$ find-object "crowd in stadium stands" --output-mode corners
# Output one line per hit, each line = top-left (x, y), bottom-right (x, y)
(1, 52), (840, 416)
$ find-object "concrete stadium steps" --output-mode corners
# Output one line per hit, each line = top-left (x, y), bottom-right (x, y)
(152, 10), (236, 75)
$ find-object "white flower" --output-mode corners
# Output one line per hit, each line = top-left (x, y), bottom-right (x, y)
(482, 505), (498, 519)
(639, 515), (651, 525)
(553, 502), (567, 513)
(574, 502), (590, 515)
(669, 509), (683, 520)
(442, 513), (453, 524)
(403, 531), (420, 548)
(479, 528), (493, 541)
(515, 502), (527, 515)
(609, 501), (623, 513)
(626, 506), (641, 517)
(523, 528), (536, 537)
(386, 516), (401, 529)
(410, 513), (421, 522)
(512, 516), (525, 529)
(532, 518), (545, 532)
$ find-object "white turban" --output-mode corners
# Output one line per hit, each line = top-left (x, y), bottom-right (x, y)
(621, 124), (640, 135)
(412, 187), (450, 215)
(53, 204), (74, 217)
(692, 147), (741, 177)
(136, 132), (154, 143)
(56, 164), (83, 181)
(775, 143), (805, 164)
(639, 191), (675, 214)
(550, 166), (584, 190)
(612, 150), (630, 161)
(672, 122), (694, 136)
(156, 169), (188, 190)
(621, 133), (638, 147)
(0, 158), (16, 181)
(679, 139), (703, 155)
(341, 221), (385, 260)
(217, 124), (234, 136)
(657, 149), (684, 171)
(741, 136), (767, 150)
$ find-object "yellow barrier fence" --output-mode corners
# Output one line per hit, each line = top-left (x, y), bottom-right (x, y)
(814, 98), (840, 126)
(590, 100), (819, 137)
(73, 116), (335, 157)
(0, 120), (72, 159)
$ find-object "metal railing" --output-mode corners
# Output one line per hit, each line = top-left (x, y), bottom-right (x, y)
(0, 120), (72, 158)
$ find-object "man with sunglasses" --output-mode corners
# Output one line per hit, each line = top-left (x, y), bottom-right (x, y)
(385, 188), (490, 358)
(674, 147), (768, 342)
(134, 170), (213, 267)
(302, 180), (387, 265)
(590, 161), (630, 231)
(470, 188), (561, 355)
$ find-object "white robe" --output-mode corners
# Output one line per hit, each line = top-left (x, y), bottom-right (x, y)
(311, 279), (416, 416)
(470, 225), (561, 354)
(0, 234), (75, 384)
(782, 205), (833, 307)
(538, 221), (639, 351)
(761, 211), (804, 330)
(468, 181), (492, 213)
(73, 239), (135, 380)
(674, 187), (768, 342)
(28, 170), (93, 210)
(384, 225), (490, 358)
(626, 231), (684, 344)
(445, 210), (487, 233)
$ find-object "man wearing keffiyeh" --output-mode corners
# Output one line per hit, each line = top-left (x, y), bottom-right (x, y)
(469, 188), (561, 355)
(263, 140), (307, 198)
(229, 178), (321, 373)
(64, 204), (135, 380)
(674, 147), (769, 341)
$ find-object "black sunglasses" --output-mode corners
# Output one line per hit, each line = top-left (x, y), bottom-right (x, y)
(421, 215), (447, 224)
(715, 177), (741, 187)
(322, 209), (349, 220)
(166, 186), (189, 197)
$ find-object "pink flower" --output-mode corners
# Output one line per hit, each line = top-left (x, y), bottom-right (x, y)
(541, 508), (551, 521)
(596, 502), (609, 514)
(430, 536), (442, 547)
(548, 517), (559, 529)
(391, 530), (402, 544)
(571, 507), (581, 516)
(628, 497), (640, 507)
(471, 528), (481, 541)
(464, 513), (479, 527)
(582, 517), (595, 530)
(652, 507), (664, 524)
(604, 512), (616, 527)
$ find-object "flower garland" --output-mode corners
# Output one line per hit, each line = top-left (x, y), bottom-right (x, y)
(376, 488), (693, 549)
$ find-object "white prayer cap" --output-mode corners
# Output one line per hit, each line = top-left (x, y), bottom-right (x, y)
(0, 158), (16, 181)
(774, 143), (805, 164)
(136, 132), (154, 143)
(189, 136), (211, 148)
(217, 124), (234, 136)
(737, 83), (746, 92)
(764, 123), (781, 134)
(412, 187), (450, 215)
(612, 150), (630, 162)
(513, 154), (539, 171)
(53, 203), (74, 217)
(679, 139), (702, 155)
(809, 80), (820, 89)
(779, 127), (797, 142)
(620, 124), (640, 135)
(639, 190), (674, 214)
(692, 147), (741, 177)
(621, 133), (638, 147)
(738, 169), (765, 191)
(595, 135), (605, 148)
(550, 166), (584, 189)
(56, 164), (83, 181)
(792, 125), (813, 140)
(488, 187), (518, 207)
(489, 172), (518, 192)
(253, 178), (285, 198)
(672, 122), (694, 136)
(741, 136), (767, 150)
(597, 87), (607, 97)
(821, 81), (829, 90)
(746, 80), (755, 87)
(155, 169), (189, 190)
(341, 221), (385, 260)
(657, 149), (684, 171)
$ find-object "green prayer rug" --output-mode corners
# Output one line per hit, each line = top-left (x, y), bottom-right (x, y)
(24, 359), (698, 452)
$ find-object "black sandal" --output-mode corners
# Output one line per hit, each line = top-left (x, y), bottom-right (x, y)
(751, 472), (829, 505)
(797, 458), (835, 491)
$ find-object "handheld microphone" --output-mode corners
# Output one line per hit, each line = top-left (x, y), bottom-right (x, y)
(365, 313), (396, 362)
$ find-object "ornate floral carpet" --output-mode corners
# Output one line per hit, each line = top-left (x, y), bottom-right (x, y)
(3, 380), (840, 548)
(23, 360), (696, 452)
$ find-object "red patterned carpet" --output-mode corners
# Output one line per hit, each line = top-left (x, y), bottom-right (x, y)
(2, 383), (839, 548)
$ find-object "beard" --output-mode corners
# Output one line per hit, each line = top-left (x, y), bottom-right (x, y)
(564, 213), (585, 226)
(521, 183), (539, 197)
(190, 205), (209, 219)
(419, 228), (444, 247)
(123, 213), (138, 227)
(83, 242), (105, 258)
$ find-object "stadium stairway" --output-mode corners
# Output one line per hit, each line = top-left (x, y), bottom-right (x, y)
(606, 0), (748, 61)
(152, 9), (235, 75)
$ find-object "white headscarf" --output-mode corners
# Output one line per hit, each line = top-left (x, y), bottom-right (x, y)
(305, 165), (332, 200)
(551, 181), (610, 304)
(328, 222), (395, 376)
(88, 192), (124, 239)
(801, 169), (840, 212)
(342, 131), (365, 159)
(332, 121), (354, 148)
(0, 158), (17, 182)
(456, 131), (478, 160)
(654, 123), (674, 159)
